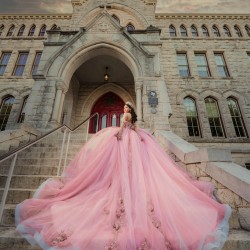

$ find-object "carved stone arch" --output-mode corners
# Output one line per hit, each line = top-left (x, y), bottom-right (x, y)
(76, 3), (148, 29)
(20, 88), (31, 98)
(200, 90), (222, 101)
(0, 88), (19, 100)
(80, 83), (135, 117)
(222, 90), (249, 106)
(176, 89), (200, 105)
(45, 41), (143, 89)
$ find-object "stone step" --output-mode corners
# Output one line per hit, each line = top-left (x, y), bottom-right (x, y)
(0, 227), (249, 250)
(0, 165), (60, 176)
(0, 188), (35, 205)
(0, 175), (56, 189)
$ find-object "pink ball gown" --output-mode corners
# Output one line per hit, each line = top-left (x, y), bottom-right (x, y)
(15, 119), (231, 250)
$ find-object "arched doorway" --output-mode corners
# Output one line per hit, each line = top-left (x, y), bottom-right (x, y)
(89, 92), (124, 133)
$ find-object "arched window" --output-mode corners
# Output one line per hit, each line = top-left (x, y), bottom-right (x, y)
(28, 25), (36, 36)
(17, 25), (25, 36)
(234, 25), (242, 37)
(101, 114), (107, 129)
(39, 25), (46, 36)
(112, 15), (120, 24)
(180, 25), (187, 37)
(212, 25), (220, 37)
(227, 97), (247, 137)
(51, 24), (58, 30)
(18, 95), (28, 123)
(111, 113), (117, 126)
(0, 95), (15, 131)
(205, 97), (224, 137)
(223, 25), (231, 37)
(184, 97), (201, 137)
(126, 23), (135, 31)
(169, 25), (176, 37)
(7, 25), (15, 36)
(202, 25), (209, 37)
(245, 25), (250, 37)
(191, 25), (198, 37)
(0, 25), (5, 36)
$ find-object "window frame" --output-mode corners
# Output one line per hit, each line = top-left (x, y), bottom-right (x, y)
(28, 25), (36, 37)
(17, 95), (28, 123)
(201, 25), (209, 37)
(0, 95), (15, 131)
(7, 25), (15, 36)
(31, 52), (42, 76)
(214, 52), (230, 77)
(245, 25), (250, 37)
(39, 25), (46, 36)
(0, 25), (5, 36)
(205, 97), (225, 138)
(112, 15), (120, 24)
(169, 25), (176, 37)
(180, 25), (188, 37)
(184, 97), (201, 137)
(126, 23), (135, 31)
(212, 25), (220, 37)
(176, 52), (190, 78)
(13, 51), (29, 76)
(0, 52), (12, 76)
(223, 25), (231, 37)
(195, 52), (211, 78)
(17, 25), (25, 36)
(191, 25), (198, 37)
(227, 97), (248, 138)
(234, 25), (242, 37)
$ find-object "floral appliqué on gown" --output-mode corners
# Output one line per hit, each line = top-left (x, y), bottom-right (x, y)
(16, 116), (231, 250)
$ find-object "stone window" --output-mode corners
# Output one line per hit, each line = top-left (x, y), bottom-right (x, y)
(0, 52), (11, 76)
(13, 52), (29, 76)
(169, 25), (176, 37)
(17, 25), (25, 36)
(205, 97), (224, 137)
(7, 25), (15, 36)
(245, 25), (250, 37)
(18, 95), (28, 123)
(223, 25), (231, 37)
(180, 25), (187, 37)
(0, 25), (4, 36)
(177, 53), (190, 77)
(112, 15), (120, 24)
(201, 25), (209, 37)
(51, 24), (58, 30)
(101, 114), (107, 129)
(39, 25), (46, 36)
(126, 23), (135, 31)
(234, 25), (242, 37)
(191, 25), (198, 37)
(212, 25), (220, 37)
(0, 95), (15, 131)
(195, 53), (210, 77)
(227, 97), (247, 137)
(32, 52), (42, 75)
(247, 52), (250, 60)
(214, 53), (230, 77)
(184, 97), (201, 137)
(28, 25), (36, 36)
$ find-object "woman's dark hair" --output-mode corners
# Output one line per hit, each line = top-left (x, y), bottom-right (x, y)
(126, 103), (137, 124)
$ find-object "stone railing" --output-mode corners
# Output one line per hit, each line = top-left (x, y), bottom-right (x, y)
(155, 130), (250, 231)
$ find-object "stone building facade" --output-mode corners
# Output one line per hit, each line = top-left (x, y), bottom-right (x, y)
(0, 0), (250, 166)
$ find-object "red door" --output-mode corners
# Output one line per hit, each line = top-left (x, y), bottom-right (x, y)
(89, 92), (125, 133)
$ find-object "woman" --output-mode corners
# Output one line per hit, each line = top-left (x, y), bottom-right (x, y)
(16, 102), (231, 250)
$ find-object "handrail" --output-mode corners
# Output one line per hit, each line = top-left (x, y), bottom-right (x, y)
(0, 112), (98, 163)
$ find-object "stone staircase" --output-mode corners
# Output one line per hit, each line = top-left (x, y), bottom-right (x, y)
(0, 130), (250, 249)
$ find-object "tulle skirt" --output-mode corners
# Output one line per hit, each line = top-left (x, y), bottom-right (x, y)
(16, 126), (231, 250)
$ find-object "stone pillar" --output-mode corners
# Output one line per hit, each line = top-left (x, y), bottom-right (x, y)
(51, 88), (63, 122)
(135, 82), (143, 122)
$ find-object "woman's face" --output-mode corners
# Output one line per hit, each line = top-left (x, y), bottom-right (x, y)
(124, 105), (130, 113)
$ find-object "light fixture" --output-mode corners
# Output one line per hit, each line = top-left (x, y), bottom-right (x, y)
(104, 67), (109, 81)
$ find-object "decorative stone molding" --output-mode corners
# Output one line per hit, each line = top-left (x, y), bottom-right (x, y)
(156, 14), (250, 20)
(0, 14), (72, 20)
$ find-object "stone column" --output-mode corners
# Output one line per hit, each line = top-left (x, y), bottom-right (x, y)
(135, 81), (143, 122)
(57, 90), (66, 123)
(51, 88), (63, 122)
